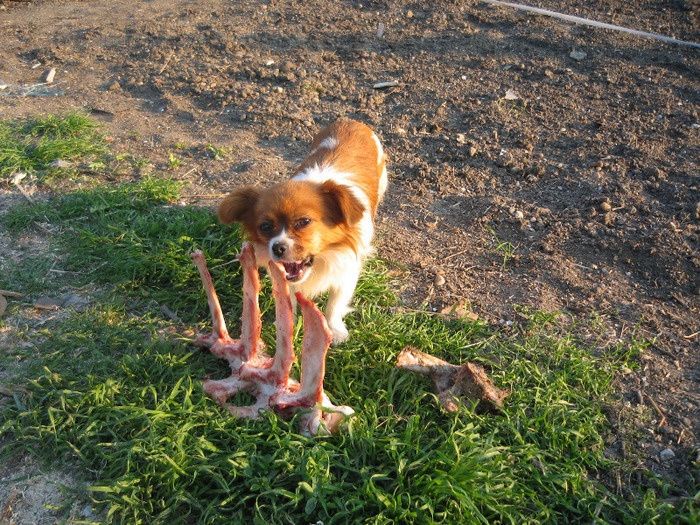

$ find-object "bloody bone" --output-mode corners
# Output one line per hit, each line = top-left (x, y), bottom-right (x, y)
(191, 242), (263, 366)
(396, 346), (509, 414)
(190, 243), (354, 436)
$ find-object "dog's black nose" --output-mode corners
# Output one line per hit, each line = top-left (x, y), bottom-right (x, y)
(272, 241), (287, 258)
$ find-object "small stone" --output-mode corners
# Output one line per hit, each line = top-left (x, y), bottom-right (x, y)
(495, 150), (513, 167)
(469, 146), (478, 157)
(659, 448), (675, 461)
(107, 80), (121, 91)
(376, 22), (386, 38)
(569, 49), (587, 61)
(10, 172), (26, 185)
(434, 274), (446, 287)
(513, 210), (524, 220)
(50, 159), (72, 169)
(43, 68), (57, 83)
(599, 201), (612, 212)
(504, 89), (518, 100)
(280, 60), (295, 73)
(406, 10), (414, 18)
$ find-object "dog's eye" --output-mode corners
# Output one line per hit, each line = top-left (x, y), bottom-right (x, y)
(259, 222), (274, 234)
(294, 218), (311, 230)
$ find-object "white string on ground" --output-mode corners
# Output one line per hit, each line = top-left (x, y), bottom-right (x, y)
(479, 0), (700, 49)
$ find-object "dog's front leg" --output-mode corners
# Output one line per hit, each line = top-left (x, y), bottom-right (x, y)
(324, 276), (358, 346)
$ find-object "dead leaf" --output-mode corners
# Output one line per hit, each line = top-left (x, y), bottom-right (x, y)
(49, 159), (72, 169)
(157, 325), (196, 344)
(61, 293), (87, 309)
(439, 300), (479, 321)
(34, 297), (64, 310)
(160, 304), (181, 322)
(0, 290), (25, 298)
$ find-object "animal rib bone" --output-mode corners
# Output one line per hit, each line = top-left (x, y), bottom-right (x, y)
(396, 346), (509, 414)
(190, 243), (354, 436)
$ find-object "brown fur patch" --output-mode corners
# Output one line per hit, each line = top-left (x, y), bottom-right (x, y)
(294, 120), (386, 217)
(245, 181), (362, 259)
(218, 186), (262, 225)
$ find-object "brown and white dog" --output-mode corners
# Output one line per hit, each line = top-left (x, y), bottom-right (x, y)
(218, 120), (388, 345)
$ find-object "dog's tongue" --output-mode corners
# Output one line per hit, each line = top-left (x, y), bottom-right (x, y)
(283, 261), (304, 281)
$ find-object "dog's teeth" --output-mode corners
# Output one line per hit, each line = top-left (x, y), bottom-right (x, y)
(282, 261), (304, 281)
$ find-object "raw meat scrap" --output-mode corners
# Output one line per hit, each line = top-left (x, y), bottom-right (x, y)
(190, 243), (354, 436)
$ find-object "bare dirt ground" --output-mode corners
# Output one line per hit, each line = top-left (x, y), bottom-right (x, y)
(1, 0), (699, 522)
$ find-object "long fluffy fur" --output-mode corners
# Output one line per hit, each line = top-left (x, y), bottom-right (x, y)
(218, 120), (387, 344)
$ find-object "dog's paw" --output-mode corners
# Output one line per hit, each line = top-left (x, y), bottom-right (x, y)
(329, 322), (349, 347)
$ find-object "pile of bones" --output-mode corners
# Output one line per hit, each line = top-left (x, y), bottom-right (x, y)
(190, 242), (354, 436)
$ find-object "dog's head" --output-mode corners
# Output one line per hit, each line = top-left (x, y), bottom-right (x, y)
(218, 180), (365, 283)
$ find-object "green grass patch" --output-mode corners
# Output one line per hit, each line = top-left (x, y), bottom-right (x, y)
(2, 177), (244, 320)
(0, 118), (696, 523)
(0, 112), (107, 180)
(2, 180), (696, 524)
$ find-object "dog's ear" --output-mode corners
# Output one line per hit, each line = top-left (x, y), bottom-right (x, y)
(218, 186), (261, 225)
(319, 180), (365, 226)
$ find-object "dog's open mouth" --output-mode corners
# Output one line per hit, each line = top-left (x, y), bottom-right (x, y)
(282, 256), (314, 282)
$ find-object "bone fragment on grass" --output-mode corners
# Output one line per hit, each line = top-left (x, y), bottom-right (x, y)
(190, 242), (354, 436)
(396, 346), (509, 414)
(190, 246), (263, 365)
